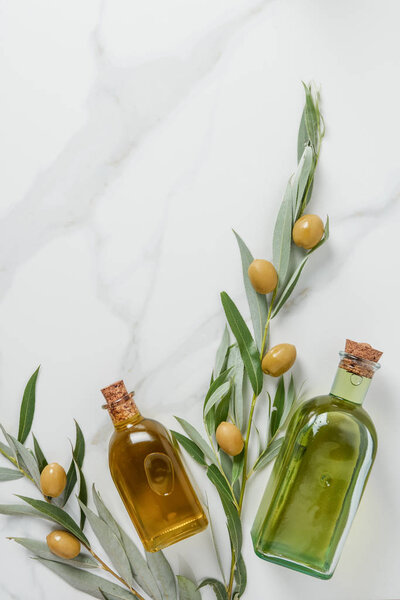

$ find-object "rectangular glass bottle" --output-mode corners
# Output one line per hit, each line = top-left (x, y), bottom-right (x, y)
(102, 381), (208, 552)
(251, 340), (382, 579)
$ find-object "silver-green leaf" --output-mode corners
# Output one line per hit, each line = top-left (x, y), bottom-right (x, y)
(253, 437), (284, 472)
(272, 182), (294, 290)
(17, 496), (89, 546)
(293, 146), (314, 221)
(0, 503), (53, 520)
(220, 292), (263, 396)
(233, 231), (268, 351)
(177, 575), (201, 600)
(175, 417), (216, 465)
(146, 550), (177, 600)
(204, 382), (231, 416)
(170, 431), (206, 467)
(11, 537), (97, 569)
(18, 366), (40, 444)
(0, 467), (23, 481)
(92, 486), (162, 600)
(269, 377), (285, 438)
(214, 326), (230, 378)
(227, 346), (245, 431)
(198, 578), (228, 600)
(78, 500), (134, 588)
(12, 436), (41, 488)
(35, 558), (134, 600)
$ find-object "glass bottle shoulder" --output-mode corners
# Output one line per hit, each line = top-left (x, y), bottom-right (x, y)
(109, 416), (169, 449)
(290, 394), (377, 445)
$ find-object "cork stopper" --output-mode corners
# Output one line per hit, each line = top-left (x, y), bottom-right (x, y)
(339, 339), (383, 378)
(101, 380), (139, 425)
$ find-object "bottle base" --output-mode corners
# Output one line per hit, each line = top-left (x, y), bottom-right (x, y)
(253, 546), (334, 580)
(144, 513), (208, 552)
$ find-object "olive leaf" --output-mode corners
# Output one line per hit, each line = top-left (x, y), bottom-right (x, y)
(170, 431), (207, 467)
(0, 424), (19, 465)
(11, 537), (98, 569)
(272, 216), (329, 318)
(207, 465), (242, 558)
(220, 292), (263, 396)
(100, 590), (134, 600)
(32, 434), (48, 473)
(272, 182), (294, 290)
(302, 82), (319, 152)
(18, 366), (40, 444)
(0, 440), (14, 464)
(204, 382), (231, 417)
(35, 558), (134, 600)
(16, 495), (89, 546)
(61, 420), (85, 507)
(203, 368), (232, 435)
(146, 550), (177, 600)
(198, 579), (228, 600)
(253, 437), (284, 473)
(203, 497), (226, 586)
(233, 231), (268, 351)
(177, 575), (202, 600)
(175, 417), (217, 465)
(219, 450), (232, 482)
(0, 467), (24, 481)
(0, 503), (52, 520)
(73, 458), (87, 530)
(269, 377), (285, 438)
(231, 452), (244, 486)
(0, 426), (40, 486)
(233, 553), (247, 598)
(78, 500), (134, 588)
(215, 391), (231, 429)
(226, 345), (245, 431)
(92, 486), (162, 600)
(293, 145), (314, 221)
(11, 436), (41, 488)
(297, 108), (309, 162)
(214, 326), (230, 378)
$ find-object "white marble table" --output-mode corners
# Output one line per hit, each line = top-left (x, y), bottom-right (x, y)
(1, 1), (399, 599)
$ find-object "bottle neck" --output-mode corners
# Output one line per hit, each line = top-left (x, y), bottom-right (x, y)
(113, 411), (142, 431)
(330, 367), (372, 405)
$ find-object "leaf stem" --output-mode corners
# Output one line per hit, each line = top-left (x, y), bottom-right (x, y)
(85, 544), (146, 600)
(226, 290), (276, 598)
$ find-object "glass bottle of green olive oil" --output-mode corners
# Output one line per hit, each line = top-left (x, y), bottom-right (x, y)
(251, 340), (382, 579)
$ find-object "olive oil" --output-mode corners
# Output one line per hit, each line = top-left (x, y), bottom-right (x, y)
(252, 340), (382, 579)
(102, 381), (208, 552)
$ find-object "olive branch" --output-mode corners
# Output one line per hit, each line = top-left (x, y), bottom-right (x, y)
(0, 83), (328, 600)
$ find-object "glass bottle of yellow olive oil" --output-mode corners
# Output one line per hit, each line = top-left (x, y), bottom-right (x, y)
(102, 381), (208, 552)
(251, 340), (382, 579)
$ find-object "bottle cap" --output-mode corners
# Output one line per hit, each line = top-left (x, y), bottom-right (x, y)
(101, 380), (139, 424)
(339, 339), (383, 378)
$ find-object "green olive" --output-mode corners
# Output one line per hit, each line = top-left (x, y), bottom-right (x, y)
(248, 260), (278, 294)
(46, 530), (81, 559)
(262, 343), (297, 377)
(216, 422), (244, 456)
(40, 463), (67, 498)
(292, 214), (324, 249)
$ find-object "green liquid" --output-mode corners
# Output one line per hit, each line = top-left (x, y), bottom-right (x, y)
(251, 378), (377, 579)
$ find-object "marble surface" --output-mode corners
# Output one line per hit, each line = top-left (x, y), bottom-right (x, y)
(0, 1), (400, 599)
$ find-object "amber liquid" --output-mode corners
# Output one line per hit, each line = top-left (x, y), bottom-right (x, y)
(109, 413), (208, 551)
